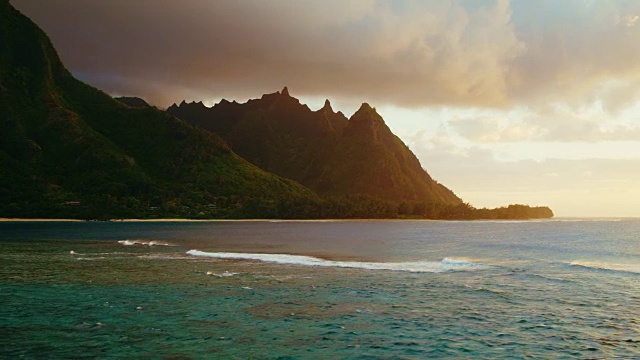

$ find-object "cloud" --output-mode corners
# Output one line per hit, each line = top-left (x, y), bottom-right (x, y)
(405, 130), (640, 216)
(621, 14), (639, 27)
(13, 0), (640, 115)
(450, 116), (541, 142)
(448, 103), (640, 143)
(509, 0), (640, 112)
(12, 0), (640, 144)
(12, 0), (525, 108)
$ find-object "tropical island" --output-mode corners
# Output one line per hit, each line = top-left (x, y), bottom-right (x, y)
(0, 1), (552, 221)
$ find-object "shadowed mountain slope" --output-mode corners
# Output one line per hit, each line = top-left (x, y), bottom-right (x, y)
(0, 1), (317, 219)
(168, 88), (462, 205)
(115, 96), (151, 108)
(0, 1), (552, 219)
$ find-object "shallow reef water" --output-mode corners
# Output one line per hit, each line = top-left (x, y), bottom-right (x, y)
(1, 220), (638, 358)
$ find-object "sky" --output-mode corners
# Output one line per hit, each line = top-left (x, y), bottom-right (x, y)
(12, 0), (640, 217)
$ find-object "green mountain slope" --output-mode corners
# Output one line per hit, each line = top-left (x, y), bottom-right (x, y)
(319, 103), (460, 204)
(168, 88), (462, 205)
(168, 89), (349, 188)
(0, 1), (318, 219)
(0, 1), (552, 220)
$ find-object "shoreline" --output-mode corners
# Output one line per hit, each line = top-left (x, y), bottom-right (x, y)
(0, 218), (428, 223)
(0, 217), (635, 223)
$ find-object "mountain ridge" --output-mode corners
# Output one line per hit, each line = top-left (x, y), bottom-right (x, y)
(0, 1), (553, 220)
(167, 88), (462, 205)
(0, 2), (320, 219)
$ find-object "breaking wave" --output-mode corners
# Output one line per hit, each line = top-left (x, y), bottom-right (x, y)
(568, 261), (640, 275)
(118, 240), (173, 247)
(206, 271), (239, 277)
(186, 250), (490, 273)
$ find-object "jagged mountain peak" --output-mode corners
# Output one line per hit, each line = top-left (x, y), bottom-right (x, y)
(171, 100), (207, 109)
(320, 99), (333, 112)
(350, 102), (385, 125)
(167, 88), (461, 205)
(354, 102), (379, 115)
(359, 102), (373, 110)
(218, 99), (239, 105)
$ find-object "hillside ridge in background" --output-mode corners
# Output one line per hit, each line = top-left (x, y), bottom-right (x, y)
(115, 96), (151, 108)
(167, 87), (461, 205)
(0, 1), (553, 219)
(0, 1), (320, 219)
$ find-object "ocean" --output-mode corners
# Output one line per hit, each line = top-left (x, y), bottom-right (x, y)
(1, 219), (638, 358)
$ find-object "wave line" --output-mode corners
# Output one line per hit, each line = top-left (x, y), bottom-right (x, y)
(186, 250), (489, 273)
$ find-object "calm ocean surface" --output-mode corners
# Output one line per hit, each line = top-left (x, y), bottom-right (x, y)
(1, 219), (638, 359)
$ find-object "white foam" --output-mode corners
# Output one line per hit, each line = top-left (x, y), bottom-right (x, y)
(569, 261), (640, 274)
(186, 250), (489, 273)
(205, 271), (239, 277)
(118, 240), (173, 247)
(137, 254), (192, 260)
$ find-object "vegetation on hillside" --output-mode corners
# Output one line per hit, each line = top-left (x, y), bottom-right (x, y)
(0, 1), (553, 220)
(0, 2), (317, 220)
(168, 90), (461, 205)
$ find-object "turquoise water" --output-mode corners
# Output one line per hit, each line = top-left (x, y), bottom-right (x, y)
(1, 220), (638, 358)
